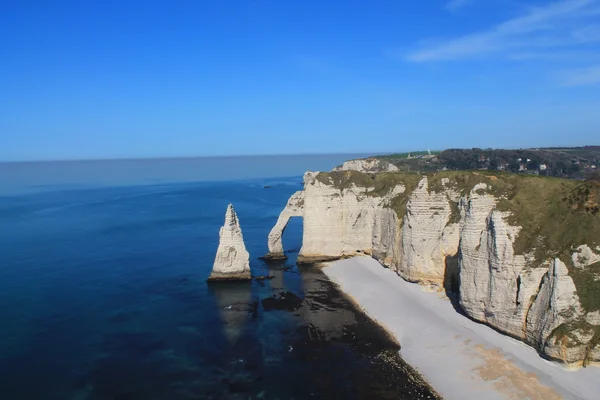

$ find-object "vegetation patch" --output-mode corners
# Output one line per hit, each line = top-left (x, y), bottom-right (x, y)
(314, 171), (422, 224)
(447, 196), (461, 226)
(384, 174), (422, 225)
(375, 150), (441, 159)
(569, 261), (600, 312)
(315, 170), (373, 190)
(498, 179), (600, 265)
(427, 170), (512, 197)
(549, 320), (600, 354)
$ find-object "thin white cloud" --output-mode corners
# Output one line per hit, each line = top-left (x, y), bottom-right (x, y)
(572, 23), (600, 42)
(446, 0), (474, 12)
(406, 0), (600, 62)
(509, 49), (600, 60)
(559, 64), (600, 85)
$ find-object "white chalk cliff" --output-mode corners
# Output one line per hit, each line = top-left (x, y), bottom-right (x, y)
(332, 158), (399, 173)
(267, 170), (600, 367)
(208, 204), (251, 281)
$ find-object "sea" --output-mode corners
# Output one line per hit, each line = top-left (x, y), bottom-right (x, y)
(0, 155), (437, 399)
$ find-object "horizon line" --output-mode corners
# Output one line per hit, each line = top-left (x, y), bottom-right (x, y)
(0, 151), (386, 164)
(2, 145), (597, 163)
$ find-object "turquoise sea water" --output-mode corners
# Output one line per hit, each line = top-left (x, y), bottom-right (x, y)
(0, 156), (436, 399)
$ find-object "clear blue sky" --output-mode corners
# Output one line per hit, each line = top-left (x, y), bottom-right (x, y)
(1, 0), (600, 161)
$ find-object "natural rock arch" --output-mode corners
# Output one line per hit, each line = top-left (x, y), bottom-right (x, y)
(265, 191), (304, 259)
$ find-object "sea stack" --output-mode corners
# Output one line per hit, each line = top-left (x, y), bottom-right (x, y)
(207, 204), (251, 282)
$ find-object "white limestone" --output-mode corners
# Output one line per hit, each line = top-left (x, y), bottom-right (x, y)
(266, 170), (600, 366)
(526, 258), (586, 363)
(332, 158), (399, 173)
(396, 177), (460, 284)
(296, 171), (404, 262)
(208, 204), (251, 281)
(573, 244), (600, 269)
(266, 190), (304, 258)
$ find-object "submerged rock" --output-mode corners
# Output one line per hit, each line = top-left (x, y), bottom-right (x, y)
(261, 291), (303, 311)
(207, 204), (251, 282)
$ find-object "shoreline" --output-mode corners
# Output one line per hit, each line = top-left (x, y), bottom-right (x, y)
(322, 256), (600, 400)
(328, 281), (445, 400)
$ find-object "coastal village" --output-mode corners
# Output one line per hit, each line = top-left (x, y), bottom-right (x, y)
(377, 146), (600, 179)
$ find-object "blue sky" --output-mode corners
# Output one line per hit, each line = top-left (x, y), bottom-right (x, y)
(1, 0), (599, 161)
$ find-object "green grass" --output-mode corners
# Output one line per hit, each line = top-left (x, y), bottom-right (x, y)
(549, 320), (600, 359)
(315, 170), (374, 190)
(315, 170), (600, 310)
(427, 170), (512, 196)
(427, 171), (600, 268)
(495, 178), (600, 266)
(375, 150), (441, 159)
(447, 197), (461, 226)
(569, 262), (600, 312)
(385, 174), (422, 225)
(314, 171), (422, 224)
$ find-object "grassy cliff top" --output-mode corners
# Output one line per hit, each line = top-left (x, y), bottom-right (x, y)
(371, 146), (600, 180)
(315, 171), (423, 224)
(315, 170), (600, 310)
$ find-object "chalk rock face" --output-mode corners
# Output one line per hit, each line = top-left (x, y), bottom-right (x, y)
(526, 258), (586, 363)
(572, 245), (600, 269)
(458, 184), (530, 337)
(333, 158), (399, 173)
(371, 207), (400, 268)
(396, 177), (460, 285)
(296, 171), (404, 263)
(267, 170), (600, 366)
(208, 204), (251, 281)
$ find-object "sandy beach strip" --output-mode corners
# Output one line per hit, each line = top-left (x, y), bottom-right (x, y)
(322, 256), (600, 400)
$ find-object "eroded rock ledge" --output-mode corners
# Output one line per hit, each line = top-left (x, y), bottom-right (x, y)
(266, 169), (600, 367)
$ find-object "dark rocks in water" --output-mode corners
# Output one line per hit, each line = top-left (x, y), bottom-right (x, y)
(279, 264), (296, 273)
(260, 253), (288, 261)
(284, 248), (300, 254)
(296, 255), (342, 264)
(253, 275), (275, 281)
(261, 291), (303, 312)
(221, 372), (263, 393)
(254, 275), (275, 287)
(263, 185), (272, 189)
(206, 273), (254, 283)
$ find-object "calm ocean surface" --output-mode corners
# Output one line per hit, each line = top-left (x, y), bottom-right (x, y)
(0, 155), (436, 399)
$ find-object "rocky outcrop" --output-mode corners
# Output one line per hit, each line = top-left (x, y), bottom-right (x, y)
(333, 158), (399, 173)
(266, 169), (600, 367)
(294, 171), (405, 263)
(208, 204), (251, 281)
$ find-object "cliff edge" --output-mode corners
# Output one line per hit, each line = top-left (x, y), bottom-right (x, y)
(266, 169), (600, 367)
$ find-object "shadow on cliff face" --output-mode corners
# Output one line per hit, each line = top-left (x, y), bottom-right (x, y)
(444, 254), (467, 316)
